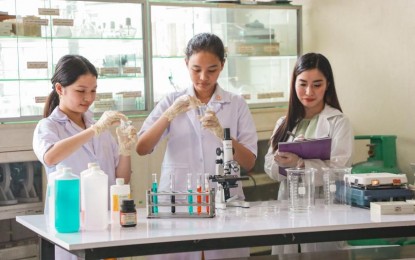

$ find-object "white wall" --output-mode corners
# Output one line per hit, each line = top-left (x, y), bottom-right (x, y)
(292, 0), (415, 182)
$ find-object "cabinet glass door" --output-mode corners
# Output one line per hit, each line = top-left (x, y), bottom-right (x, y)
(0, 0), (146, 122)
(1, 0), (51, 118)
(49, 0), (146, 114)
(150, 2), (301, 107)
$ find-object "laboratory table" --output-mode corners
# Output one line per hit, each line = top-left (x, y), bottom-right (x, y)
(16, 201), (415, 260)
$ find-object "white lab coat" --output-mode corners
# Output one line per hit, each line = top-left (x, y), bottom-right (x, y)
(264, 104), (354, 187)
(139, 85), (258, 260)
(33, 107), (120, 260)
(264, 104), (354, 255)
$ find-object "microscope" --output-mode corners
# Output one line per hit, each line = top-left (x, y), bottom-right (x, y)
(209, 128), (250, 209)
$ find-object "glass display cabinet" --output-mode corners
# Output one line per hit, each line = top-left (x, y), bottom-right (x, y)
(0, 0), (301, 122)
(149, 0), (301, 107)
(0, 0), (146, 122)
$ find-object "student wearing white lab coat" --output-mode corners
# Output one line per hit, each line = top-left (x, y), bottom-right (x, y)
(264, 53), (354, 254)
(136, 33), (257, 259)
(33, 55), (136, 260)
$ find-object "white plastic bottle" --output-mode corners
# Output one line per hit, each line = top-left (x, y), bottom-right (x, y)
(80, 162), (99, 228)
(110, 178), (131, 226)
(80, 162), (99, 177)
(81, 165), (108, 230)
(46, 164), (64, 227)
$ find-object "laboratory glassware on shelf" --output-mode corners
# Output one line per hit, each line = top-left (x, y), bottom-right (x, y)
(0, 0), (146, 122)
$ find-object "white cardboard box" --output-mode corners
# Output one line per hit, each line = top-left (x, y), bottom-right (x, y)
(370, 201), (414, 215)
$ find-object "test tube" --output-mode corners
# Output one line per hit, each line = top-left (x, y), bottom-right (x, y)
(170, 172), (175, 213)
(204, 173), (210, 214)
(197, 104), (208, 117)
(197, 174), (202, 215)
(152, 173), (158, 214)
(187, 173), (193, 215)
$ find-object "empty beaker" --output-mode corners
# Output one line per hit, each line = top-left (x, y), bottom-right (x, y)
(322, 167), (352, 206)
(286, 168), (316, 213)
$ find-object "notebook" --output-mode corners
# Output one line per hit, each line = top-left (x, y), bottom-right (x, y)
(278, 137), (332, 176)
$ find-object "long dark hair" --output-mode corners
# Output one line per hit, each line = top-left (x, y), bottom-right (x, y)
(43, 55), (98, 118)
(271, 53), (342, 152)
(185, 33), (226, 63)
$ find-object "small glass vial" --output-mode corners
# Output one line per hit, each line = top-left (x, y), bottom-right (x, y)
(121, 17), (137, 38)
(120, 199), (137, 227)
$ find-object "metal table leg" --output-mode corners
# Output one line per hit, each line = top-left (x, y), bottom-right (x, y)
(39, 236), (55, 260)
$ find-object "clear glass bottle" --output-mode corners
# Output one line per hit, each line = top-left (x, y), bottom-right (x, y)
(121, 17), (137, 38)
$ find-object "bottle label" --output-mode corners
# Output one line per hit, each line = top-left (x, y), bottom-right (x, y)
(112, 194), (130, 211)
(120, 212), (137, 226)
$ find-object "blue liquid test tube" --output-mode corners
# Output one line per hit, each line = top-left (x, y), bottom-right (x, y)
(152, 173), (158, 214)
(187, 173), (193, 215)
(170, 172), (175, 213)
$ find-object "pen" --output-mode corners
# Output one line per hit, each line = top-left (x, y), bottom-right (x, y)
(287, 131), (296, 138)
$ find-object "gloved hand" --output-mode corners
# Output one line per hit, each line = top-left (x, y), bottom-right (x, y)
(116, 121), (138, 156)
(162, 95), (202, 121)
(200, 109), (223, 140)
(274, 151), (303, 168)
(91, 111), (128, 136)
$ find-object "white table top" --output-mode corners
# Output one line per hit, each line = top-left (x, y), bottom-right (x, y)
(16, 200), (415, 251)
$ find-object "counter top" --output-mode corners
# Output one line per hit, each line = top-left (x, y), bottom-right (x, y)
(16, 200), (415, 253)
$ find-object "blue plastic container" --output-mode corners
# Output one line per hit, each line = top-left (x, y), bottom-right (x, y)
(55, 168), (80, 233)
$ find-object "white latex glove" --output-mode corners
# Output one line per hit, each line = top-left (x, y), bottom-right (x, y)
(162, 95), (202, 121)
(90, 111), (128, 136)
(274, 151), (303, 168)
(116, 121), (138, 156)
(200, 109), (223, 140)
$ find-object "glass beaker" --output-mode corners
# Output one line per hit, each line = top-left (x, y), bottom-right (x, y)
(322, 167), (352, 207)
(286, 168), (316, 213)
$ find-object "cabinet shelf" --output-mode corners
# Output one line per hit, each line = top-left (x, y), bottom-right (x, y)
(153, 54), (298, 59)
(0, 78), (49, 81)
(0, 35), (143, 41)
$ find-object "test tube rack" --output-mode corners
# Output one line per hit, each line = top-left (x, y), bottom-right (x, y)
(146, 188), (216, 218)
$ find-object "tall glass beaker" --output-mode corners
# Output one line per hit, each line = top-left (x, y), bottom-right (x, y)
(287, 168), (316, 213)
(322, 167), (352, 207)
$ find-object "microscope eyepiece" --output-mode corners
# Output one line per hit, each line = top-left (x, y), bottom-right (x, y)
(224, 128), (231, 140)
